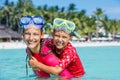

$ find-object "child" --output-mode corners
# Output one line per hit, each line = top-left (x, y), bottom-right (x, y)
(29, 18), (85, 78)
(20, 16), (72, 78)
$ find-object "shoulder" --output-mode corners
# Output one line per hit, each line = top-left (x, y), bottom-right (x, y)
(66, 42), (76, 50)
(64, 42), (77, 54)
(41, 39), (53, 55)
(41, 44), (51, 55)
(43, 38), (53, 44)
(43, 38), (54, 48)
(64, 42), (78, 56)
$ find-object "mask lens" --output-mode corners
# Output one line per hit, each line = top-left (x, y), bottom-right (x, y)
(54, 19), (63, 24)
(33, 16), (44, 25)
(20, 16), (31, 25)
(20, 16), (44, 29)
(53, 18), (75, 32)
(66, 22), (75, 31)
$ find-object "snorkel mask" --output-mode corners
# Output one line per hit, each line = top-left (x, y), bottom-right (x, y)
(52, 18), (81, 38)
(53, 18), (75, 34)
(20, 16), (44, 29)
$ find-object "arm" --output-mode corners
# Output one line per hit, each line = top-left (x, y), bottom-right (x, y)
(29, 56), (63, 76)
(29, 49), (74, 76)
(26, 48), (40, 70)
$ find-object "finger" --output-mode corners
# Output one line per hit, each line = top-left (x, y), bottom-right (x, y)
(31, 56), (35, 59)
(31, 56), (37, 61)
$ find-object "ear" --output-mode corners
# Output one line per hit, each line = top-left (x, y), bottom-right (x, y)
(52, 32), (55, 38)
(69, 36), (72, 41)
(21, 34), (24, 40)
(22, 35), (24, 39)
(41, 32), (44, 38)
(22, 34), (26, 42)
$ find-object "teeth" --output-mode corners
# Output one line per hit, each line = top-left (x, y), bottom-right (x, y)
(56, 41), (63, 46)
(28, 40), (34, 44)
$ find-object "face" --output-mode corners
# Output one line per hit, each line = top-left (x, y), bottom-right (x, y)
(23, 24), (43, 52)
(52, 30), (71, 50)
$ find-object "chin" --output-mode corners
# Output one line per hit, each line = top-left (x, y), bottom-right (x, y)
(56, 46), (64, 50)
(28, 45), (36, 49)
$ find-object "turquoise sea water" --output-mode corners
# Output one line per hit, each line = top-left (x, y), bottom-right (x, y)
(0, 46), (120, 80)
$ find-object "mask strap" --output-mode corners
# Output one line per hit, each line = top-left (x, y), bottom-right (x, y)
(73, 31), (81, 39)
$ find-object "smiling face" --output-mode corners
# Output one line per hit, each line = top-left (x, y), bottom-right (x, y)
(52, 30), (71, 50)
(23, 24), (44, 52)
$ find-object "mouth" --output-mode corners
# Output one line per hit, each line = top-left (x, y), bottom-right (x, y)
(28, 40), (34, 44)
(56, 41), (63, 47)
(27, 40), (36, 46)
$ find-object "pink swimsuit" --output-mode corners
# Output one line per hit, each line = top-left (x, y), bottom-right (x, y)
(26, 43), (73, 78)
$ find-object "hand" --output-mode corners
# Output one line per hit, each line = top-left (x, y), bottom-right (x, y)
(29, 56), (39, 69)
(32, 67), (40, 71)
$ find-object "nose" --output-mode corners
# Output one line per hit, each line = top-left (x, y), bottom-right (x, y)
(58, 37), (62, 41)
(29, 34), (34, 40)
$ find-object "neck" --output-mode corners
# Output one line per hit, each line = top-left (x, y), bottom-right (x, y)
(31, 45), (41, 54)
(56, 48), (64, 54)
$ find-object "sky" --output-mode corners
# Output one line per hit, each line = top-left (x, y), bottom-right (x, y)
(1, 0), (120, 20)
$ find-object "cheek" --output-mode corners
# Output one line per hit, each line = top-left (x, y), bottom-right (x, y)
(53, 36), (57, 40)
(24, 36), (30, 41)
(23, 35), (27, 41)
(64, 39), (70, 44)
(35, 35), (41, 41)
(53, 38), (58, 44)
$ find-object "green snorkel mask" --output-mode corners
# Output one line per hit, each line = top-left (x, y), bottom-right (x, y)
(52, 18), (81, 38)
(53, 18), (75, 34)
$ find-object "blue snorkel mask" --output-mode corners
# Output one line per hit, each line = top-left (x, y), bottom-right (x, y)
(20, 16), (44, 29)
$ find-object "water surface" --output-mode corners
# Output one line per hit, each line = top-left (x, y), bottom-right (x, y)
(0, 46), (120, 80)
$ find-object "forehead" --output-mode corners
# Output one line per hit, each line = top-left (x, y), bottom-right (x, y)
(26, 24), (41, 29)
(24, 24), (41, 32)
(54, 30), (70, 36)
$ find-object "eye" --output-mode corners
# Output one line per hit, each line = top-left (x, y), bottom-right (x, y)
(24, 32), (30, 35)
(33, 33), (39, 36)
(54, 34), (60, 37)
(62, 36), (67, 39)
